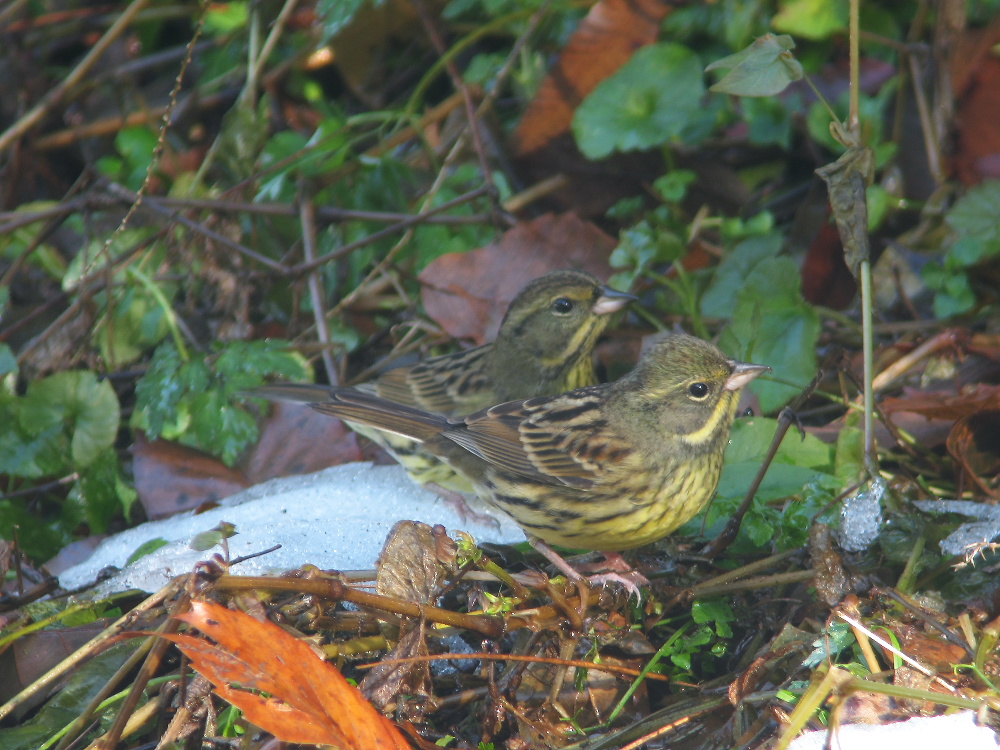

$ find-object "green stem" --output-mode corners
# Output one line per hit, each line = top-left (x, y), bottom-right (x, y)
(127, 266), (190, 361)
(603, 622), (691, 727)
(861, 258), (875, 469)
(896, 534), (925, 593)
(849, 0), (860, 130)
(405, 8), (537, 118)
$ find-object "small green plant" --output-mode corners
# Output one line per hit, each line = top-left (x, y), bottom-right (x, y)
(132, 339), (310, 466)
(922, 180), (1000, 317)
(0, 371), (135, 560)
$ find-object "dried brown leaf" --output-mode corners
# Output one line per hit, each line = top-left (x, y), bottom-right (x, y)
(170, 601), (410, 748)
(419, 213), (616, 344)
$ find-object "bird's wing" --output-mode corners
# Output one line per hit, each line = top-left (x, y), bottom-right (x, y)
(255, 385), (453, 443)
(445, 390), (612, 489)
(376, 345), (493, 415)
(249, 383), (336, 403)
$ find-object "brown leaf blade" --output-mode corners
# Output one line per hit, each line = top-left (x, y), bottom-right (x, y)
(815, 144), (875, 278)
(171, 601), (410, 748)
(419, 213), (616, 344)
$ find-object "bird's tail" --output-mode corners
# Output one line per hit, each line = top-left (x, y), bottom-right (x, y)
(249, 384), (450, 443)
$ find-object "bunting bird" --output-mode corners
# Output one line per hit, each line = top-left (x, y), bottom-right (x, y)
(261, 270), (633, 491)
(254, 333), (767, 587)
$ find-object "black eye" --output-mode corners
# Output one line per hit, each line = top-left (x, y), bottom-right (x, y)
(742, 407), (755, 417)
(688, 382), (709, 399)
(551, 297), (574, 314)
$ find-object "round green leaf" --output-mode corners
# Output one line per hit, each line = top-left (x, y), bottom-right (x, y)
(23, 371), (121, 469)
(572, 43), (706, 160)
(706, 34), (803, 97)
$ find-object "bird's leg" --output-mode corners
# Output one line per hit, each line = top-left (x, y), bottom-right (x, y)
(528, 539), (647, 602)
(585, 569), (649, 598)
(528, 537), (586, 581)
(530, 540), (649, 601)
(528, 537), (591, 617)
(427, 483), (502, 530)
(587, 551), (649, 598)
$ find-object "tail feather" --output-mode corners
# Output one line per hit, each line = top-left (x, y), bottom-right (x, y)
(250, 384), (450, 443)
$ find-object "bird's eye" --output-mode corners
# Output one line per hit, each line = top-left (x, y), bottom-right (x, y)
(551, 297), (574, 314)
(688, 382), (709, 399)
(742, 407), (755, 417)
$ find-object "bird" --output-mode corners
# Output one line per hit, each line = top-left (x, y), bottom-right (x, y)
(257, 270), (634, 490)
(254, 333), (768, 587)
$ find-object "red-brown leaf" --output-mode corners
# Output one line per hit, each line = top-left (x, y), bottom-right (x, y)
(131, 434), (250, 519)
(241, 400), (364, 483)
(169, 601), (410, 748)
(418, 213), (616, 344)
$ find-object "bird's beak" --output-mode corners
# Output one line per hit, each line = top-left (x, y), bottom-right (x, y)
(725, 362), (770, 391)
(592, 286), (637, 315)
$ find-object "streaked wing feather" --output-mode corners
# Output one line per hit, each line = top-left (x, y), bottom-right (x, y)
(304, 388), (451, 443)
(250, 383), (335, 403)
(376, 346), (492, 414)
(444, 393), (607, 489)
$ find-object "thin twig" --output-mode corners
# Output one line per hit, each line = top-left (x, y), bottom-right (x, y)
(249, 0), (301, 99)
(104, 181), (289, 272)
(411, 0), (499, 212)
(294, 185), (492, 276)
(0, 584), (178, 722)
(0, 0), (153, 153)
(701, 350), (839, 558)
(298, 184), (338, 383)
(149, 196), (491, 225)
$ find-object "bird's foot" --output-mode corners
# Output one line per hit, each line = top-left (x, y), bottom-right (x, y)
(585, 569), (649, 600)
(428, 483), (502, 530)
(570, 552), (649, 598)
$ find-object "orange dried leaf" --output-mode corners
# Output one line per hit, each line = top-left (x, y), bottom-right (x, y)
(170, 601), (410, 749)
(513, 0), (673, 155)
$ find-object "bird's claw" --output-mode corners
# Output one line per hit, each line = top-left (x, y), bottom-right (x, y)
(586, 570), (649, 600)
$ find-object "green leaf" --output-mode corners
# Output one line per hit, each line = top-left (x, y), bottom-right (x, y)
(700, 233), (783, 318)
(706, 34), (803, 97)
(69, 451), (133, 534)
(0, 640), (138, 748)
(133, 340), (309, 465)
(0, 499), (68, 560)
(946, 179), (1000, 247)
(0, 201), (69, 280)
(932, 277), (975, 318)
(0, 344), (17, 378)
(834, 423), (864, 483)
(21, 372), (120, 469)
(804, 620), (855, 667)
(190, 521), (238, 552)
(652, 170), (697, 203)
(947, 237), (990, 267)
(724, 417), (833, 469)
(204, 0), (248, 34)
(113, 127), (159, 190)
(126, 538), (170, 566)
(573, 43), (708, 159)
(772, 0), (848, 40)
(188, 391), (259, 466)
(719, 256), (819, 412)
(97, 282), (174, 367)
(318, 0), (385, 39)
(743, 95), (795, 148)
(691, 598), (735, 637)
